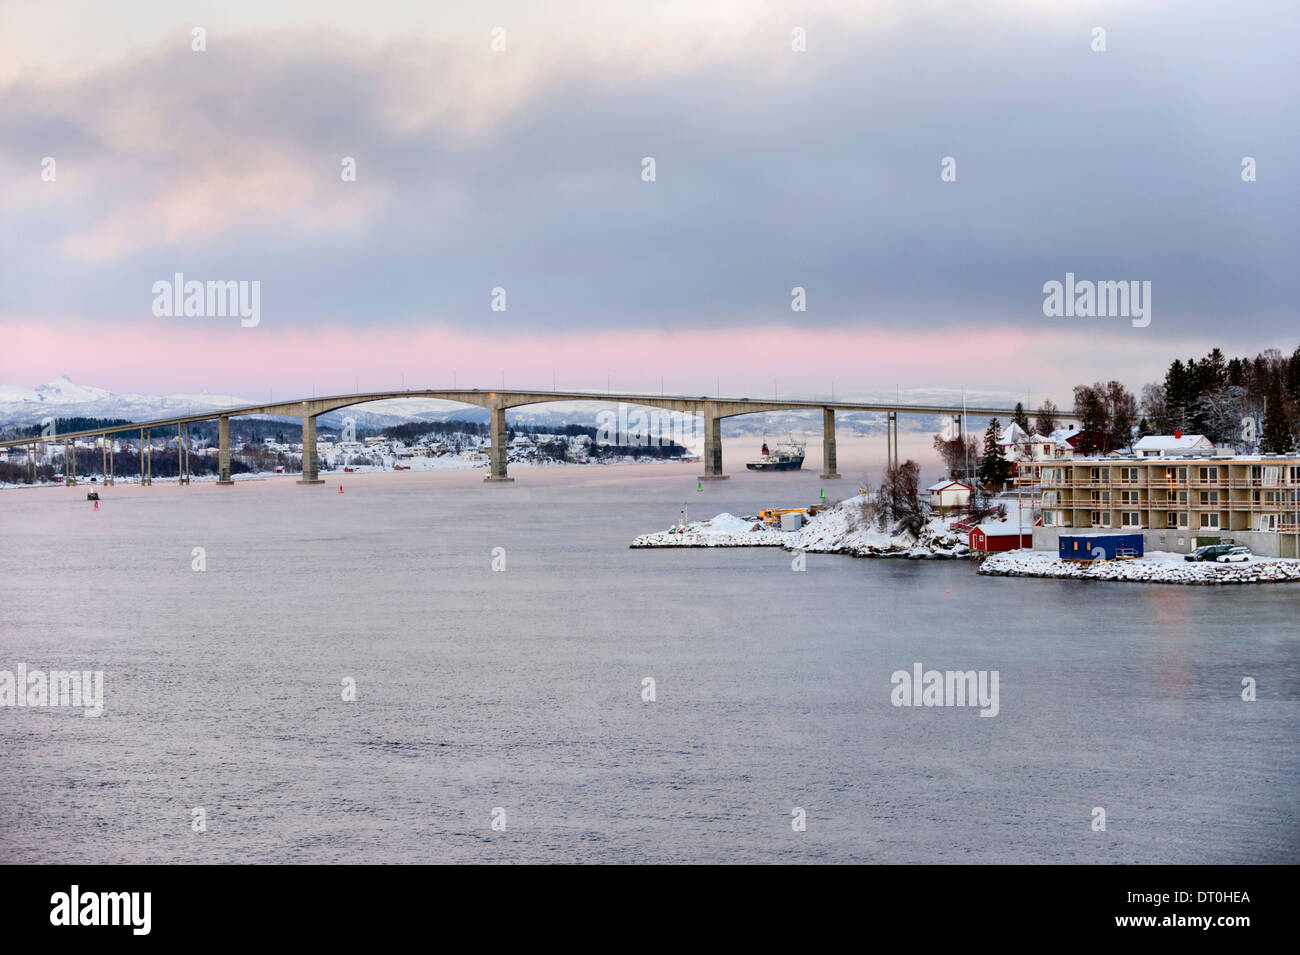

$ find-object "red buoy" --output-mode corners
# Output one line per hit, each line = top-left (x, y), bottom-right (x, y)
(338, 485), (344, 494)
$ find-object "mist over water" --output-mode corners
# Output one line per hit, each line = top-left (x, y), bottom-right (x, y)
(1, 457), (1296, 863)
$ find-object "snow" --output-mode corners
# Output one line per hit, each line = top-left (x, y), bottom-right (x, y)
(996, 422), (1030, 446)
(979, 550), (1300, 585)
(33, 374), (112, 403)
(631, 494), (971, 558)
(1133, 433), (1212, 452)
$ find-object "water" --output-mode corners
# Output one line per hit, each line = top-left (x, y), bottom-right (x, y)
(1, 447), (1297, 863)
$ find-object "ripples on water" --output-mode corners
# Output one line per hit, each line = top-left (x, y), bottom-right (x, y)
(1, 451), (1297, 863)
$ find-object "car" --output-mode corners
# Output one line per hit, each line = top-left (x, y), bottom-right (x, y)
(1185, 544), (1234, 562)
(1216, 546), (1251, 563)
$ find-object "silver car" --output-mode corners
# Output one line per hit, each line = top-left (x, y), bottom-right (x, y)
(1216, 546), (1251, 563)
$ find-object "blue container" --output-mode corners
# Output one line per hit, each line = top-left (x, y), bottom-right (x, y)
(1059, 533), (1144, 561)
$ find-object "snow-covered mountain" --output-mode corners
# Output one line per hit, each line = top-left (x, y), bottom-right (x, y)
(0, 377), (1027, 434)
(0, 377), (621, 429)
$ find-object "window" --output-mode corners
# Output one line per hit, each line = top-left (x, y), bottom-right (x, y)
(1090, 511), (1110, 527)
(1121, 512), (1141, 527)
(1121, 467), (1139, 483)
(1166, 513), (1178, 528)
(1198, 466), (1219, 483)
(1200, 491), (1219, 506)
(1200, 513), (1220, 529)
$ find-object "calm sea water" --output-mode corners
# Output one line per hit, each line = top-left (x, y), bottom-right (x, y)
(1, 442), (1297, 863)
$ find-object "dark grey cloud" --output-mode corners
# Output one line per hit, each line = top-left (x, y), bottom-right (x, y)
(1, 2), (1296, 343)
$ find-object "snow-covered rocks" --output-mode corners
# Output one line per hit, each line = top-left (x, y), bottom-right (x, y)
(979, 550), (1300, 585)
(631, 495), (971, 558)
(630, 512), (786, 547)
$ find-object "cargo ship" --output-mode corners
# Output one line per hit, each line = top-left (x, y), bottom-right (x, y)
(746, 439), (806, 471)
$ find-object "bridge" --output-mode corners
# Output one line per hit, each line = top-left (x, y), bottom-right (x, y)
(0, 388), (1051, 486)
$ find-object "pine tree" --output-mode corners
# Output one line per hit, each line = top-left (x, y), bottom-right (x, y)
(1287, 345), (1300, 406)
(1260, 382), (1294, 454)
(1012, 402), (1030, 433)
(1164, 359), (1188, 431)
(977, 418), (1011, 490)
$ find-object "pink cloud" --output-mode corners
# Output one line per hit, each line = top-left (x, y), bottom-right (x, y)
(0, 318), (1238, 407)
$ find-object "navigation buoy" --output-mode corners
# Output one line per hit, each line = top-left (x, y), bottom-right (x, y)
(93, 499), (99, 511)
(696, 480), (702, 492)
(339, 484), (344, 494)
(819, 487), (825, 500)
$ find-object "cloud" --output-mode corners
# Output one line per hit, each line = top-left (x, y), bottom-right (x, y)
(0, 0), (1296, 385)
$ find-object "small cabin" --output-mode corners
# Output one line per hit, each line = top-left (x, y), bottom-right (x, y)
(1058, 532), (1144, 562)
(928, 480), (972, 515)
(969, 524), (1034, 553)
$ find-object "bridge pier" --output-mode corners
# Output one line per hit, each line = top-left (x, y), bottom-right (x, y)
(885, 412), (899, 472)
(298, 414), (324, 484)
(700, 415), (728, 480)
(217, 416), (233, 485)
(820, 408), (841, 479)
(484, 404), (514, 482)
(177, 423), (191, 485)
(64, 438), (75, 486)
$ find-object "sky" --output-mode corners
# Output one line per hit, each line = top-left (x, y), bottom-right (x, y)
(1, 0), (1296, 404)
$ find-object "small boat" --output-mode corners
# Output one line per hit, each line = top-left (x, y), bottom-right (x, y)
(86, 491), (100, 501)
(393, 464), (410, 471)
(746, 439), (805, 471)
(343, 466), (355, 473)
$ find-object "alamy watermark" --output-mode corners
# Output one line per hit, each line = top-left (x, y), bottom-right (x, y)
(1, 663), (103, 717)
(595, 403), (703, 447)
(1042, 272), (1150, 328)
(152, 273), (260, 327)
(890, 662), (999, 717)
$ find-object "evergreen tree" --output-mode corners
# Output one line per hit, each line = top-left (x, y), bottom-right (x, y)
(1072, 384), (1109, 453)
(1260, 381), (1294, 454)
(1137, 417), (1151, 439)
(1012, 402), (1030, 433)
(1287, 345), (1300, 406)
(1164, 359), (1188, 431)
(977, 418), (1011, 490)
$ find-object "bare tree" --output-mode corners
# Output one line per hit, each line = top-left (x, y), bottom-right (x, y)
(1034, 399), (1059, 436)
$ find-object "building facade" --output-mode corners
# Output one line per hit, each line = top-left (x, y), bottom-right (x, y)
(1034, 453), (1300, 557)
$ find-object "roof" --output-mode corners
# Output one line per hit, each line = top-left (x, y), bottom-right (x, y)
(971, 523), (1031, 537)
(1133, 434), (1212, 451)
(927, 480), (972, 492)
(996, 422), (1030, 446)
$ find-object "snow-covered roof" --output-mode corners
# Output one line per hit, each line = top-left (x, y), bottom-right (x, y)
(972, 523), (1031, 537)
(996, 422), (1030, 446)
(927, 480), (972, 492)
(1134, 434), (1212, 451)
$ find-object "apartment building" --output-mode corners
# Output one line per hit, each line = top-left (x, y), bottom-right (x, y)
(1033, 452), (1300, 557)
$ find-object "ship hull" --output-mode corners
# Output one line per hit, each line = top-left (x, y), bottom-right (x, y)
(746, 457), (804, 471)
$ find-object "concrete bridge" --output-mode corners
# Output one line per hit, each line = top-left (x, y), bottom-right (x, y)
(0, 388), (1049, 485)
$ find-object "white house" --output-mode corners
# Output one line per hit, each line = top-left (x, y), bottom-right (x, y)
(928, 480), (972, 514)
(1133, 432), (1214, 458)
